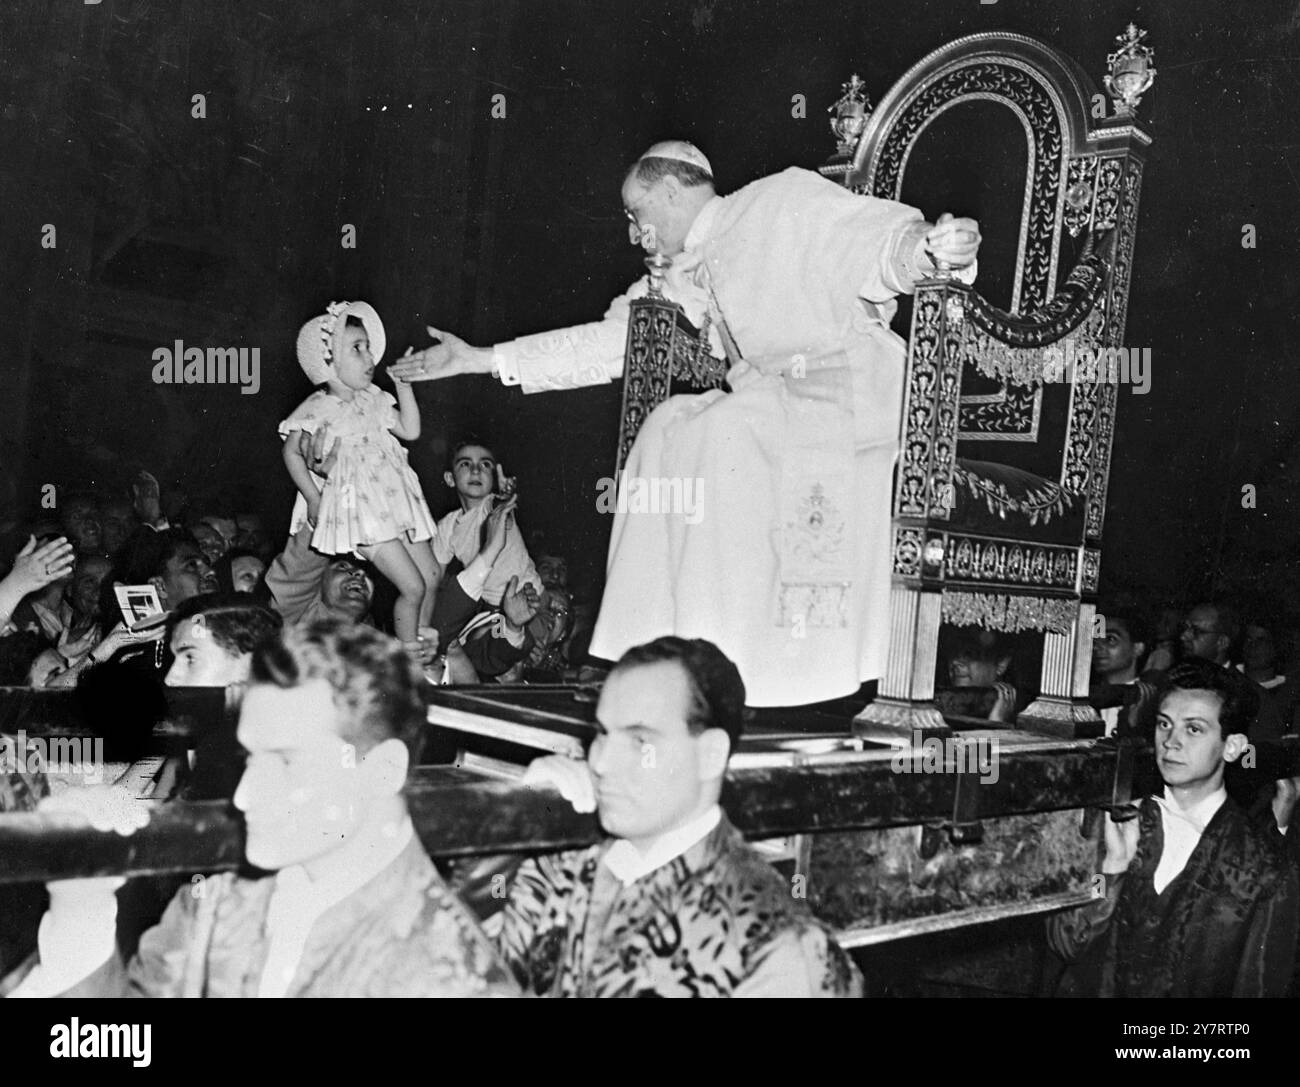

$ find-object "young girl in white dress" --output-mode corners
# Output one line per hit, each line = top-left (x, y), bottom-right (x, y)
(280, 300), (440, 645)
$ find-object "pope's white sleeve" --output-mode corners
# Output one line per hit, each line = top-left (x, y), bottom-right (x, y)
(874, 218), (979, 299)
(490, 279), (645, 394)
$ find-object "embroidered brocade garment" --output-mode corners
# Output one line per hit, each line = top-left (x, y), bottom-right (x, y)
(1049, 797), (1299, 997)
(54, 838), (518, 997)
(490, 816), (863, 997)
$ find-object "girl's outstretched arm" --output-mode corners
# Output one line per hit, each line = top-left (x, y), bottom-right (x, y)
(283, 432), (323, 522)
(390, 372), (420, 441)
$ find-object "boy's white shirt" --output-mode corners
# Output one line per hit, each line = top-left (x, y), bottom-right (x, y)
(434, 502), (540, 606)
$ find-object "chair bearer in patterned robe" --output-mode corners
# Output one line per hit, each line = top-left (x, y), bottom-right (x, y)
(485, 636), (862, 997)
(1048, 661), (1299, 998)
(5, 621), (517, 998)
(392, 141), (980, 706)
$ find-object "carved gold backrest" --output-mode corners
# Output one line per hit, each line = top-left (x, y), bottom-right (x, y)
(832, 32), (1149, 457)
(825, 30), (1150, 552)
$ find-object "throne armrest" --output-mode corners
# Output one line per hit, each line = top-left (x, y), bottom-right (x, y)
(898, 233), (1113, 522)
(963, 229), (1112, 351)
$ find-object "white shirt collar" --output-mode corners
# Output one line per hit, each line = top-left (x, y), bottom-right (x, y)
(1150, 786), (1227, 895)
(603, 804), (722, 887)
(1155, 785), (1227, 835)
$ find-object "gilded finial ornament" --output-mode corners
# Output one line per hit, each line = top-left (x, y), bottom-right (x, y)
(828, 74), (872, 156)
(644, 252), (672, 298)
(1104, 23), (1156, 117)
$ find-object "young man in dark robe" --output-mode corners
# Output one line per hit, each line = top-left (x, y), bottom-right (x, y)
(1049, 659), (1298, 997)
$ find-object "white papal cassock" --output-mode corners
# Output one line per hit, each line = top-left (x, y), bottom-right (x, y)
(492, 167), (934, 705)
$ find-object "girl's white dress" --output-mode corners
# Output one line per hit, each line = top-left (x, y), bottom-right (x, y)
(278, 385), (436, 554)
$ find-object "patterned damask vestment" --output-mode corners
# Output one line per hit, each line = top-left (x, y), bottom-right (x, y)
(493, 167), (931, 705)
(34, 837), (518, 997)
(488, 815), (863, 997)
(1049, 796), (1299, 997)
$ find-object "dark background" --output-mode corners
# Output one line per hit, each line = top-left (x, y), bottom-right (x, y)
(2, 0), (1297, 613)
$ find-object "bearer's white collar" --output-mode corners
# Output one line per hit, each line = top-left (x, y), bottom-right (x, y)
(602, 804), (722, 887)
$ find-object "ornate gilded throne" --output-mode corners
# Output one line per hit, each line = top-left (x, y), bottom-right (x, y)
(836, 27), (1152, 736)
(616, 27), (1154, 735)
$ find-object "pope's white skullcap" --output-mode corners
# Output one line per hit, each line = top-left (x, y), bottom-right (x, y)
(638, 140), (713, 177)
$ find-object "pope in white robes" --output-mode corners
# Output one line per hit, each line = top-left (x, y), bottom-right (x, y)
(393, 141), (979, 705)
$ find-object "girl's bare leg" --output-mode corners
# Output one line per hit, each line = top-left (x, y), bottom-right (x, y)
(401, 537), (442, 629)
(359, 539), (424, 643)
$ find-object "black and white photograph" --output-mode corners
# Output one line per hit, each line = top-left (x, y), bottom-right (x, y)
(0, 0), (1297, 1055)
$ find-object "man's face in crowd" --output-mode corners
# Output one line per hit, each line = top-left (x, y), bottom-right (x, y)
(535, 554), (568, 590)
(61, 498), (102, 554)
(191, 523), (227, 566)
(164, 616), (250, 687)
(1155, 607), (1182, 643)
(536, 587), (571, 646)
(621, 174), (697, 257)
(1241, 624), (1277, 675)
(99, 500), (136, 557)
(1180, 605), (1229, 664)
(590, 660), (727, 849)
(1093, 619), (1143, 679)
(321, 559), (374, 619)
(948, 644), (1008, 688)
(234, 513), (266, 554)
(68, 555), (112, 620)
(155, 543), (218, 608)
(230, 554), (266, 594)
(1155, 688), (1246, 793)
(234, 678), (399, 871)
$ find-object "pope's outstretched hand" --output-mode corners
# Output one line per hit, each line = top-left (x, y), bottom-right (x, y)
(388, 327), (495, 382)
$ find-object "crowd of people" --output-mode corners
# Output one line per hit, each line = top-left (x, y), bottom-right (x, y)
(3, 471), (1298, 997)
(0, 446), (586, 698)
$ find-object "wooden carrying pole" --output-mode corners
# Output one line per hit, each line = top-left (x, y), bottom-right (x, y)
(2, 746), (1135, 883)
